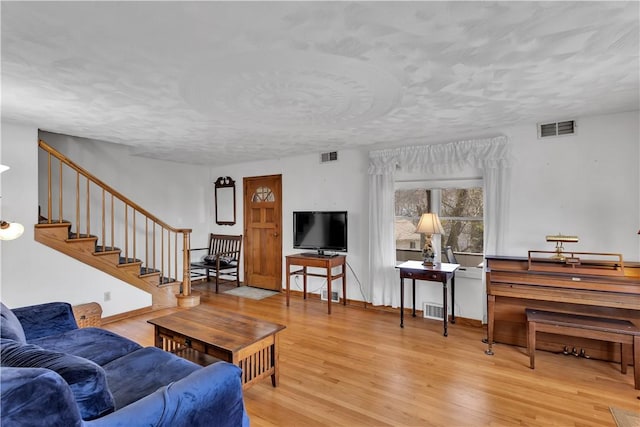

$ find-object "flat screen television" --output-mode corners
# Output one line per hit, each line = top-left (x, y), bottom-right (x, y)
(293, 211), (347, 256)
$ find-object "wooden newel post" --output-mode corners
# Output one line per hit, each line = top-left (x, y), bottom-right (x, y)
(176, 230), (200, 307)
(182, 231), (191, 296)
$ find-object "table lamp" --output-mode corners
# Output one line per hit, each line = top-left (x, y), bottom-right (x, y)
(416, 213), (444, 266)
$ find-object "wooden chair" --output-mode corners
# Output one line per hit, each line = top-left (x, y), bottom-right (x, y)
(444, 246), (457, 264)
(190, 234), (242, 293)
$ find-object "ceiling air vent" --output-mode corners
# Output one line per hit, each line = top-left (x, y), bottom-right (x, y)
(538, 120), (576, 138)
(320, 151), (338, 163)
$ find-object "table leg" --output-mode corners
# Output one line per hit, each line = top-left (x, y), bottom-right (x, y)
(286, 259), (291, 307)
(485, 294), (495, 355)
(451, 273), (456, 324)
(153, 326), (162, 349)
(442, 279), (448, 337)
(400, 277), (405, 328)
(412, 279), (416, 317)
(271, 335), (279, 387)
(342, 261), (347, 306)
(303, 266), (307, 299)
(327, 265), (332, 315)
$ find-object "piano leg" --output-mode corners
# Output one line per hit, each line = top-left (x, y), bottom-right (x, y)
(634, 335), (640, 390)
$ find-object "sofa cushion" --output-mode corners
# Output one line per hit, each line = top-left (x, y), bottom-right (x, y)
(0, 339), (115, 420)
(1, 367), (84, 427)
(12, 302), (78, 341)
(31, 327), (142, 366)
(102, 346), (202, 409)
(0, 302), (27, 344)
(90, 362), (247, 427)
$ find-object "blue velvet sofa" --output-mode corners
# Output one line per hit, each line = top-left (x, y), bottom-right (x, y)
(0, 302), (250, 427)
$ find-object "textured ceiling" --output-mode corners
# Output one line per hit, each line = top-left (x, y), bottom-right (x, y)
(2, 1), (638, 166)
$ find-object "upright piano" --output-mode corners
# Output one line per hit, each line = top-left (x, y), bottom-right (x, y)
(485, 252), (640, 362)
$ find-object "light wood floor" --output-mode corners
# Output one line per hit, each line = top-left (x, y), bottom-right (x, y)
(102, 282), (639, 426)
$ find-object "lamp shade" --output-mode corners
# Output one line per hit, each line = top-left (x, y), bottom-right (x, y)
(0, 221), (24, 241)
(415, 213), (444, 235)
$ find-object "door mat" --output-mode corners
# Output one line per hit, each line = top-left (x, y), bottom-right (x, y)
(223, 286), (279, 300)
(610, 406), (640, 427)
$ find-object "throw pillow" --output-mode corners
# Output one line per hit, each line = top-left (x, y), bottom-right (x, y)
(0, 303), (27, 344)
(203, 255), (234, 266)
(0, 339), (115, 420)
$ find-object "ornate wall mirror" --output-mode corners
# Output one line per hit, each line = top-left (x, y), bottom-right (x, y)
(215, 176), (236, 225)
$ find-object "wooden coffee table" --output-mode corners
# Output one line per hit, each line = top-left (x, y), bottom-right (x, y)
(148, 306), (286, 389)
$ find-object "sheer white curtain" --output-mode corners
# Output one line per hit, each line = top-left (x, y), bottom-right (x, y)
(367, 136), (511, 307)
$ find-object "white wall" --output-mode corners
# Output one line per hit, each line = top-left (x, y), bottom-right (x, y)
(208, 149), (370, 302)
(504, 111), (639, 258)
(2, 110), (638, 320)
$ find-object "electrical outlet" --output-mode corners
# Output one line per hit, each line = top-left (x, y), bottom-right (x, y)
(103, 291), (111, 302)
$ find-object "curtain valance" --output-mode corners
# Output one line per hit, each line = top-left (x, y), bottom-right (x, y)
(368, 136), (511, 175)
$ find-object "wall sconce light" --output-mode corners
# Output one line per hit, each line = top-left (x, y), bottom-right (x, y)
(0, 164), (24, 240)
(0, 221), (24, 241)
(416, 213), (444, 266)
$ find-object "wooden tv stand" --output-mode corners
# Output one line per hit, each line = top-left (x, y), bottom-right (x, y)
(285, 253), (347, 314)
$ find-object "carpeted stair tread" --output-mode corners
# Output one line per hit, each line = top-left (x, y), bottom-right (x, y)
(140, 267), (160, 276)
(37, 219), (71, 225)
(68, 232), (98, 239)
(95, 245), (121, 253)
(119, 257), (142, 265)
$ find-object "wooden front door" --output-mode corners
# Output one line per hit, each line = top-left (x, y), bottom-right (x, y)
(243, 175), (282, 291)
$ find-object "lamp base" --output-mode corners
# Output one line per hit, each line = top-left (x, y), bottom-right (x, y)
(422, 235), (436, 267)
(422, 254), (436, 266)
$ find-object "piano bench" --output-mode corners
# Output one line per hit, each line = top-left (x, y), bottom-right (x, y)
(525, 309), (640, 390)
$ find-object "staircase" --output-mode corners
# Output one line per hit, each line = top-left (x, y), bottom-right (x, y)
(35, 140), (199, 311)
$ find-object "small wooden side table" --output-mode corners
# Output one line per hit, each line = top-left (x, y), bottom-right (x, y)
(398, 261), (459, 336)
(285, 253), (347, 314)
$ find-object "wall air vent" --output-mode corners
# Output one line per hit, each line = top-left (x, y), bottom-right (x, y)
(321, 289), (340, 302)
(538, 120), (576, 138)
(423, 302), (444, 321)
(320, 151), (338, 163)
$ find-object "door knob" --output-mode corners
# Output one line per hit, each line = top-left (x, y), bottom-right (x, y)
(273, 232), (279, 237)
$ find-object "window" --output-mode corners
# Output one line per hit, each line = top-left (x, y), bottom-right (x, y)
(440, 187), (483, 253)
(395, 184), (483, 255)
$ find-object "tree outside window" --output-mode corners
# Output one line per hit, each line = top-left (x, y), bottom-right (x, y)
(440, 188), (483, 253)
(395, 187), (483, 254)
